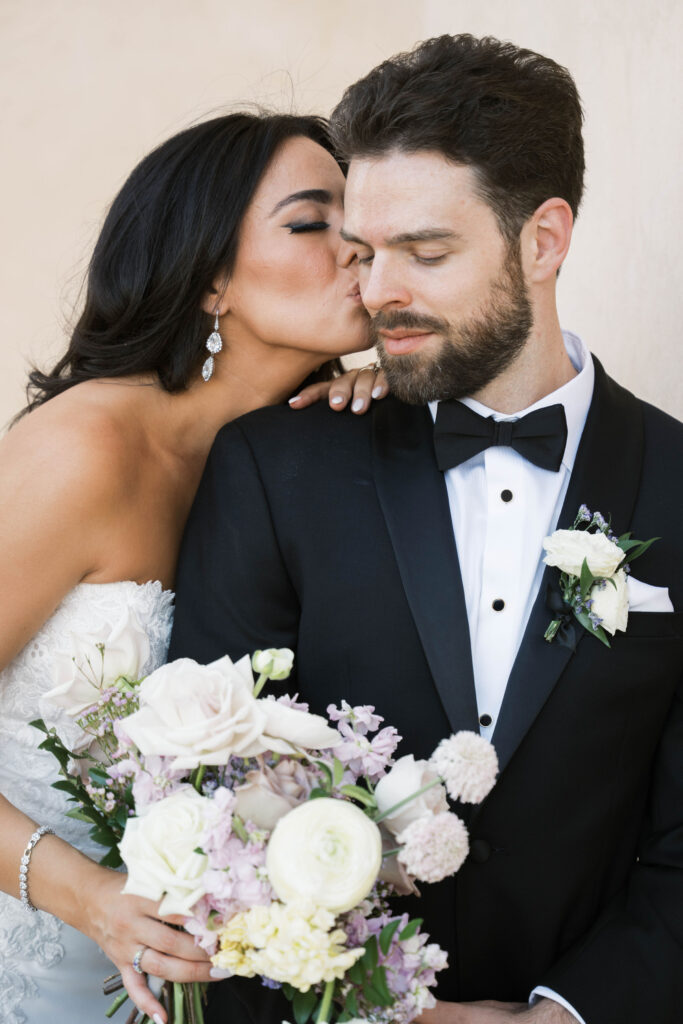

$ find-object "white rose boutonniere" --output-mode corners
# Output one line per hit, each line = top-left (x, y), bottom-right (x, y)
(543, 505), (658, 647)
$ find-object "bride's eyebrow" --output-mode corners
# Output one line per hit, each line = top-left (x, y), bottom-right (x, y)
(270, 189), (333, 216)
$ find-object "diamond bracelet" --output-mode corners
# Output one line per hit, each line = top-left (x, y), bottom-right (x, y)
(19, 825), (55, 911)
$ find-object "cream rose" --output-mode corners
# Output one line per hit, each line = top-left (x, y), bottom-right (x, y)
(590, 569), (629, 635)
(122, 655), (340, 769)
(543, 529), (623, 579)
(374, 755), (448, 837)
(44, 607), (150, 716)
(121, 655), (267, 769)
(119, 788), (209, 915)
(266, 798), (382, 913)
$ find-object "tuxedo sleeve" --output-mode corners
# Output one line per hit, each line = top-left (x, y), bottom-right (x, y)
(169, 420), (300, 667)
(539, 669), (683, 1022)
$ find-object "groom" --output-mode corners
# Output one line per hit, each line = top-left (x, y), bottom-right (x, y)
(170, 34), (683, 1024)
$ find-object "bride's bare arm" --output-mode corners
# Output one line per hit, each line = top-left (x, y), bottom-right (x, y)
(0, 410), (211, 1023)
(0, 793), (211, 1022)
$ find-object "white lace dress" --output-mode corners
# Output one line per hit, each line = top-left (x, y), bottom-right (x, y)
(0, 581), (174, 1024)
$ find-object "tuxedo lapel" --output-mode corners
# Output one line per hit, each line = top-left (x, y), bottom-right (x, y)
(372, 398), (479, 734)
(491, 358), (645, 773)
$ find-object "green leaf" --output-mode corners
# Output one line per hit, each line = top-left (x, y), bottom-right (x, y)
(361, 935), (379, 970)
(99, 847), (123, 868)
(345, 988), (359, 1017)
(362, 977), (393, 1008)
(379, 919), (401, 955)
(371, 965), (394, 1006)
(88, 767), (110, 787)
(29, 718), (49, 734)
(579, 557), (595, 601)
(313, 760), (333, 790)
(617, 537), (641, 552)
(623, 537), (660, 564)
(65, 807), (99, 823)
(332, 757), (345, 788)
(347, 959), (365, 985)
(292, 987), (317, 1024)
(399, 918), (423, 942)
(193, 846), (206, 856)
(338, 784), (377, 808)
(115, 805), (130, 829)
(308, 787), (329, 800)
(282, 984), (295, 1001)
(51, 779), (83, 797)
(574, 608), (611, 648)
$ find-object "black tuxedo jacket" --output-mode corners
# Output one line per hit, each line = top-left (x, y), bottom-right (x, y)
(169, 359), (683, 1024)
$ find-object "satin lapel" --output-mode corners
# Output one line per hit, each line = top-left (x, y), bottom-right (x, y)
(372, 398), (479, 733)
(490, 359), (645, 773)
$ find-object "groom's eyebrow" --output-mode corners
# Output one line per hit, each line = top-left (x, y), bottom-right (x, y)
(340, 227), (460, 245)
(270, 189), (333, 215)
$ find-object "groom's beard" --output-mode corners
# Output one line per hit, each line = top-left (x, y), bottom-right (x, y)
(370, 243), (533, 405)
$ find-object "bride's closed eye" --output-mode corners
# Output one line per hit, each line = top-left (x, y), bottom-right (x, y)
(286, 221), (329, 234)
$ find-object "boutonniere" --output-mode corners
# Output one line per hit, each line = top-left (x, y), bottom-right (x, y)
(543, 505), (658, 648)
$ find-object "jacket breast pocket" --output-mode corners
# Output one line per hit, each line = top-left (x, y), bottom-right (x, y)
(623, 610), (683, 638)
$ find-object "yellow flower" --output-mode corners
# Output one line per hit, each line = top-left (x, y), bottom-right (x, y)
(212, 900), (363, 992)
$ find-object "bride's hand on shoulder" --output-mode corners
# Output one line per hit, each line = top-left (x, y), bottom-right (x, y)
(289, 363), (388, 415)
(79, 863), (213, 1023)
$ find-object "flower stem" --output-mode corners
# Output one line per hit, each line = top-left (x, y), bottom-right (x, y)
(374, 778), (442, 823)
(173, 981), (185, 1024)
(105, 991), (129, 1017)
(192, 765), (206, 793)
(316, 979), (335, 1023)
(252, 673), (268, 698)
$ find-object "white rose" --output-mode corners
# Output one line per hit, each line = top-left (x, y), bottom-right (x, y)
(374, 755), (448, 837)
(259, 699), (341, 754)
(121, 655), (268, 769)
(252, 648), (294, 680)
(590, 569), (629, 635)
(543, 529), (623, 579)
(119, 788), (209, 915)
(266, 798), (382, 913)
(234, 761), (312, 831)
(44, 607), (150, 716)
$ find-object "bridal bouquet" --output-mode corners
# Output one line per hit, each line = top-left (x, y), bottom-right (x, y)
(34, 636), (498, 1024)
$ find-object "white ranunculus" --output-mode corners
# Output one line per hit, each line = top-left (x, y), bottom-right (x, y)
(542, 529), (623, 579)
(266, 798), (382, 913)
(374, 755), (448, 837)
(119, 788), (209, 916)
(252, 648), (294, 680)
(44, 607), (150, 716)
(121, 655), (267, 769)
(590, 569), (629, 635)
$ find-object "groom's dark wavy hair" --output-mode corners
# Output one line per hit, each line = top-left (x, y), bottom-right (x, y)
(22, 112), (339, 415)
(330, 34), (585, 242)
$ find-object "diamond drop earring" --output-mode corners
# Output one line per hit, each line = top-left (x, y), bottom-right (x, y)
(202, 311), (223, 382)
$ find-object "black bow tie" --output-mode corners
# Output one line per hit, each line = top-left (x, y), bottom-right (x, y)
(433, 401), (568, 472)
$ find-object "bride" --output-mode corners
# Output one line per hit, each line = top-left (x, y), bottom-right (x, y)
(0, 111), (384, 1024)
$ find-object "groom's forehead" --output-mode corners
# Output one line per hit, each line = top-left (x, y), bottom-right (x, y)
(343, 152), (488, 239)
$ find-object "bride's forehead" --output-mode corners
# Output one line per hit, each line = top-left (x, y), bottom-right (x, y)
(249, 137), (345, 211)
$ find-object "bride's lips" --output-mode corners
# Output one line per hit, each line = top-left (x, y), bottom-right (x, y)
(347, 285), (363, 304)
(378, 328), (435, 355)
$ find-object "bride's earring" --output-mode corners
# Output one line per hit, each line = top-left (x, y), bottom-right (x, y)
(202, 311), (223, 382)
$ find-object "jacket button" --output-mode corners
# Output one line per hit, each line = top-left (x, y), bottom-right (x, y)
(469, 839), (492, 863)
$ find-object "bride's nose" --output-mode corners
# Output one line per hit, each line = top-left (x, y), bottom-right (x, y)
(335, 235), (358, 269)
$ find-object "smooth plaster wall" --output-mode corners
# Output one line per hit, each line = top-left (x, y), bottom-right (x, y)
(1, 0), (681, 426)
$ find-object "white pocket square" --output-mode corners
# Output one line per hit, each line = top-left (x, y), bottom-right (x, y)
(627, 576), (674, 613)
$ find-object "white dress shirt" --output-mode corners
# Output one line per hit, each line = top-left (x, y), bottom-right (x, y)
(430, 330), (593, 1024)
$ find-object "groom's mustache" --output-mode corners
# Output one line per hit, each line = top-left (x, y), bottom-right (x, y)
(370, 310), (450, 343)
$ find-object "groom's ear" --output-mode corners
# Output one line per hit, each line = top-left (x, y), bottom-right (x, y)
(200, 273), (231, 316)
(524, 197), (573, 282)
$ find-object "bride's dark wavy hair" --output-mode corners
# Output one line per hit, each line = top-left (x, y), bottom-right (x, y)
(22, 112), (340, 415)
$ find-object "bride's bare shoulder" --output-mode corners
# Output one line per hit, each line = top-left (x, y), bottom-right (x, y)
(1, 382), (148, 503)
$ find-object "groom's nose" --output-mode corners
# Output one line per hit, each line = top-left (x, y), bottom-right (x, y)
(360, 256), (412, 314)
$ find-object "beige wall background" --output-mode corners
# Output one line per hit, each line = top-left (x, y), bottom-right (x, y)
(1, 0), (681, 426)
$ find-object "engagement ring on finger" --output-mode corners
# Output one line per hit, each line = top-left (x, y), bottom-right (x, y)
(132, 945), (148, 975)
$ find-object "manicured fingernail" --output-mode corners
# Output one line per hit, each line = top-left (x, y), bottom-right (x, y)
(352, 398), (365, 412)
(288, 395), (301, 405)
(210, 967), (233, 979)
(153, 1014), (165, 1024)
(372, 386), (383, 399)
(330, 395), (344, 405)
